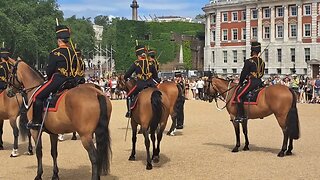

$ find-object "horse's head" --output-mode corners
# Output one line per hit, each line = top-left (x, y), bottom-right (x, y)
(204, 77), (219, 103)
(116, 75), (136, 92)
(6, 59), (23, 97)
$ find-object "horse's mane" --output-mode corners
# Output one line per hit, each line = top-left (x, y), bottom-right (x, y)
(21, 61), (45, 81)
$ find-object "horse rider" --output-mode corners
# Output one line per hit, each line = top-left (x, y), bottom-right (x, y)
(148, 49), (160, 73)
(235, 41), (265, 123)
(124, 44), (159, 118)
(74, 47), (86, 84)
(27, 24), (78, 129)
(0, 47), (13, 90)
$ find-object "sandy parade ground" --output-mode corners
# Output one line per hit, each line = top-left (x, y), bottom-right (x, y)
(0, 99), (319, 180)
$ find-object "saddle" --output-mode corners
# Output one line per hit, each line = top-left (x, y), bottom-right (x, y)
(232, 86), (265, 105)
(129, 95), (139, 110)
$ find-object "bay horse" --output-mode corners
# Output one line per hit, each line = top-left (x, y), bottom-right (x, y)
(0, 89), (33, 157)
(7, 59), (112, 180)
(117, 76), (170, 170)
(205, 77), (300, 157)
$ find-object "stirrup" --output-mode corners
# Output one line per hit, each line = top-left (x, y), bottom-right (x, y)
(26, 122), (41, 130)
(125, 111), (131, 118)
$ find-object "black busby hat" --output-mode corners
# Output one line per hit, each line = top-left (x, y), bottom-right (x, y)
(135, 44), (146, 56)
(0, 47), (10, 59)
(148, 49), (156, 58)
(251, 41), (261, 53)
(56, 25), (70, 39)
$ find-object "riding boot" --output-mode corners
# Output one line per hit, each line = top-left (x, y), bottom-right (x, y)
(235, 102), (246, 123)
(27, 99), (44, 129)
(125, 96), (131, 118)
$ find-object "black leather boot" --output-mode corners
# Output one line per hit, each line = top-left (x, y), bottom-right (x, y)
(27, 100), (43, 129)
(125, 97), (131, 118)
(235, 102), (246, 123)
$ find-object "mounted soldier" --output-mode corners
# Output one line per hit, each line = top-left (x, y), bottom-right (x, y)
(235, 41), (265, 123)
(148, 49), (160, 73)
(0, 47), (13, 90)
(124, 44), (159, 117)
(74, 46), (86, 84)
(27, 24), (78, 129)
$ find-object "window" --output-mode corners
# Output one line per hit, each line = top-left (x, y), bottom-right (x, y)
(290, 24), (297, 37)
(211, 14), (216, 24)
(223, 51), (227, 63)
(304, 24), (311, 37)
(212, 30), (216, 41)
(290, 5), (297, 16)
(223, 69), (227, 74)
(232, 12), (238, 21)
(277, 68), (282, 74)
(233, 50), (237, 63)
(232, 29), (238, 40)
(242, 11), (246, 20)
(252, 27), (258, 39)
(222, 12), (228, 22)
(264, 8), (270, 18)
(242, 50), (246, 61)
(212, 51), (215, 63)
(304, 4), (311, 16)
(277, 7), (284, 17)
(290, 48), (295, 62)
(252, 9), (258, 19)
(265, 49), (269, 62)
(305, 48), (310, 62)
(277, 49), (282, 62)
(265, 68), (268, 74)
(276, 25), (283, 38)
(242, 28), (246, 40)
(264, 26), (270, 39)
(232, 69), (237, 74)
(304, 68), (307, 75)
(222, 29), (228, 41)
(290, 68), (295, 74)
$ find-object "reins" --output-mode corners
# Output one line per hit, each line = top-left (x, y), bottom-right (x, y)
(208, 79), (237, 111)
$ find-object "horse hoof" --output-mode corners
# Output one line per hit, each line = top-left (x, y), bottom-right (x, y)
(71, 137), (77, 140)
(167, 131), (175, 136)
(34, 176), (42, 180)
(0, 146), (3, 150)
(51, 175), (59, 180)
(10, 149), (19, 157)
(277, 151), (285, 157)
(243, 146), (250, 151)
(285, 151), (292, 156)
(128, 156), (135, 161)
(24, 151), (34, 155)
(153, 156), (160, 163)
(231, 147), (239, 153)
(146, 163), (153, 170)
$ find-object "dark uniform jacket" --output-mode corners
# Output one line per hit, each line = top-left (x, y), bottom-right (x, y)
(46, 46), (78, 79)
(239, 56), (265, 86)
(124, 58), (158, 82)
(0, 61), (11, 90)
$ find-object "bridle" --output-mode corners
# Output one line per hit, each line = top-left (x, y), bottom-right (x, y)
(206, 78), (237, 111)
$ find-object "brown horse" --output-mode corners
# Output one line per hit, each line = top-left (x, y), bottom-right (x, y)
(7, 59), (112, 180)
(205, 77), (300, 157)
(117, 76), (170, 170)
(0, 89), (33, 156)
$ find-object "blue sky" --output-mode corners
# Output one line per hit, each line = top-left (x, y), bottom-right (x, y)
(57, 0), (209, 19)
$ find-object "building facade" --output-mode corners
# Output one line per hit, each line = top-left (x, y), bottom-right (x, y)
(203, 0), (320, 77)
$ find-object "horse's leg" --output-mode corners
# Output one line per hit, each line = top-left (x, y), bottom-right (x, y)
(278, 129), (289, 157)
(232, 121), (241, 152)
(150, 131), (156, 160)
(286, 138), (294, 155)
(0, 120), (4, 150)
(71, 132), (77, 140)
(32, 130), (43, 180)
(129, 120), (138, 161)
(81, 135), (99, 180)
(50, 134), (59, 180)
(142, 128), (152, 170)
(242, 120), (250, 151)
(167, 114), (177, 136)
(153, 126), (165, 164)
(27, 130), (33, 155)
(9, 118), (19, 157)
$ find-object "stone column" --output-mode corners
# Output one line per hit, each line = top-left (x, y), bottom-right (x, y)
(216, 10), (221, 47)
(297, 4), (302, 42)
(270, 6), (275, 42)
(205, 14), (211, 47)
(258, 7), (262, 42)
(311, 2), (317, 43)
(283, 5), (289, 42)
(245, 6), (251, 58)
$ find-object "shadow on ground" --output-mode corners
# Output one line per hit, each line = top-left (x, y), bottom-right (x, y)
(203, 142), (280, 154)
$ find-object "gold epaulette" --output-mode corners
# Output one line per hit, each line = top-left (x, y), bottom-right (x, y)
(51, 47), (60, 53)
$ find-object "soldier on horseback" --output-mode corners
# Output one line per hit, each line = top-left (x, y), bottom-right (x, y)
(148, 49), (160, 73)
(74, 46), (86, 84)
(0, 47), (12, 90)
(235, 42), (265, 123)
(27, 24), (78, 129)
(124, 44), (159, 118)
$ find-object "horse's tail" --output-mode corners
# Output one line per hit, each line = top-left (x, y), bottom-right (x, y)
(286, 88), (300, 140)
(150, 90), (163, 133)
(95, 95), (111, 175)
(19, 106), (29, 141)
(174, 84), (185, 116)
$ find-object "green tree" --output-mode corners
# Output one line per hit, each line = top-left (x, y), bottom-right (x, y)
(182, 41), (192, 70)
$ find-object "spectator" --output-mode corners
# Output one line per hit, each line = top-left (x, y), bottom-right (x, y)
(196, 77), (205, 100)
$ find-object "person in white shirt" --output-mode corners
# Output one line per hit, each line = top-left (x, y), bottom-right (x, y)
(196, 78), (205, 100)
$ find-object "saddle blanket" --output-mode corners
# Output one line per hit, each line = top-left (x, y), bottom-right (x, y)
(130, 95), (139, 110)
(231, 87), (265, 105)
(43, 90), (68, 112)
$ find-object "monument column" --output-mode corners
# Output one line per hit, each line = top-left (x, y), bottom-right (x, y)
(130, 0), (139, 21)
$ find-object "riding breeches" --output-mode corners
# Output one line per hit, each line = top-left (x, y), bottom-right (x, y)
(236, 78), (261, 103)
